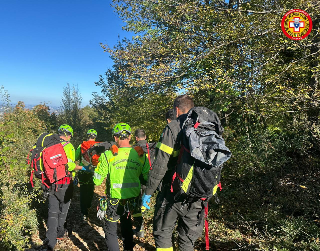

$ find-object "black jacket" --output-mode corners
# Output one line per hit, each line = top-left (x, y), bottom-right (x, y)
(145, 114), (187, 195)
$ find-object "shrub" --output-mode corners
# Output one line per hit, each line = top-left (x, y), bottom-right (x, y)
(0, 102), (46, 250)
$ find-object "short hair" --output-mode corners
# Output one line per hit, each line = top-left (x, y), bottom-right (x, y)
(135, 129), (146, 139)
(173, 95), (194, 113)
(165, 109), (175, 121)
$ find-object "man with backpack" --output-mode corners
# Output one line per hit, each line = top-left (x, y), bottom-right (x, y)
(142, 95), (231, 251)
(39, 124), (91, 251)
(75, 129), (99, 221)
(93, 123), (150, 251)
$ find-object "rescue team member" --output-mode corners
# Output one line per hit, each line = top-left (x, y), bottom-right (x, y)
(75, 129), (98, 221)
(134, 129), (156, 168)
(42, 124), (91, 251)
(142, 95), (204, 251)
(93, 123), (150, 251)
(131, 129), (156, 238)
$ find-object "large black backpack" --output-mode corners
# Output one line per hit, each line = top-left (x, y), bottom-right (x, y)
(87, 141), (115, 156)
(171, 107), (232, 201)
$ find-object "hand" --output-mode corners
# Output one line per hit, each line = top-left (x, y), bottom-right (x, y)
(141, 194), (151, 210)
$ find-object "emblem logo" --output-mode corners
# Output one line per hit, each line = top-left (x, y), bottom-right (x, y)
(281, 9), (312, 40)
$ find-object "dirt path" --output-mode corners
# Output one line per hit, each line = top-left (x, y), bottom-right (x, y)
(27, 183), (156, 251)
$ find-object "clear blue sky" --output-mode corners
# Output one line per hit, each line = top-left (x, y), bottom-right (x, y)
(0, 0), (130, 107)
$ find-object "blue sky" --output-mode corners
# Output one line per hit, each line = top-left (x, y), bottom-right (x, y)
(0, 0), (130, 107)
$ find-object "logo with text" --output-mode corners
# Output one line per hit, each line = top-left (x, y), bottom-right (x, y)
(281, 9), (312, 40)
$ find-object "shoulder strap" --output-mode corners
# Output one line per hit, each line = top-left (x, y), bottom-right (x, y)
(146, 143), (152, 169)
(62, 141), (70, 147)
(36, 133), (52, 147)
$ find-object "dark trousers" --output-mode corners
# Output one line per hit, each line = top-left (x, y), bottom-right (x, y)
(102, 199), (134, 251)
(79, 183), (94, 215)
(153, 190), (206, 251)
(132, 190), (144, 234)
(45, 184), (72, 250)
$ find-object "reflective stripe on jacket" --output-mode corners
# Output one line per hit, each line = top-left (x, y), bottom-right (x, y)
(145, 114), (187, 195)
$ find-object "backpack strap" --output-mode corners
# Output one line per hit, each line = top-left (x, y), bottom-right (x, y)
(170, 144), (190, 193)
(62, 141), (70, 147)
(30, 170), (35, 187)
(200, 198), (210, 251)
(204, 200), (209, 250)
(146, 143), (152, 170)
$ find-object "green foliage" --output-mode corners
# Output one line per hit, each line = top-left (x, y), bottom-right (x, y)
(0, 0), (319, 249)
(102, 0), (320, 249)
(33, 103), (58, 132)
(59, 84), (101, 145)
(91, 62), (176, 142)
(0, 101), (46, 250)
(59, 83), (83, 146)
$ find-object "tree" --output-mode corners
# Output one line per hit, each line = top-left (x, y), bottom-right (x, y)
(59, 83), (83, 144)
(33, 103), (58, 132)
(91, 58), (176, 141)
(0, 101), (46, 250)
(106, 0), (319, 153)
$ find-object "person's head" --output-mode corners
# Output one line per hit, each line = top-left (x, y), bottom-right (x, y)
(87, 129), (97, 140)
(173, 95), (194, 118)
(58, 124), (73, 141)
(165, 109), (175, 124)
(113, 123), (132, 146)
(135, 129), (146, 142)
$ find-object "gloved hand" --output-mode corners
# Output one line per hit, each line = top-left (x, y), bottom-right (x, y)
(81, 165), (92, 172)
(141, 194), (151, 210)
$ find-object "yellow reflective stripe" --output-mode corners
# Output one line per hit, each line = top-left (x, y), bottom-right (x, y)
(108, 157), (115, 163)
(41, 133), (52, 146)
(39, 152), (43, 170)
(181, 166), (193, 193)
(156, 248), (173, 251)
(95, 162), (101, 173)
(156, 142), (173, 155)
(105, 217), (119, 222)
(213, 184), (219, 195)
(109, 199), (119, 206)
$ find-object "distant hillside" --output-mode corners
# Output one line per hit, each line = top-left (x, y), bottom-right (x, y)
(0, 103), (60, 118)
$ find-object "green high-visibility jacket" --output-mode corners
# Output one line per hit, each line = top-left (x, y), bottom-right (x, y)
(62, 140), (76, 171)
(93, 147), (149, 199)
